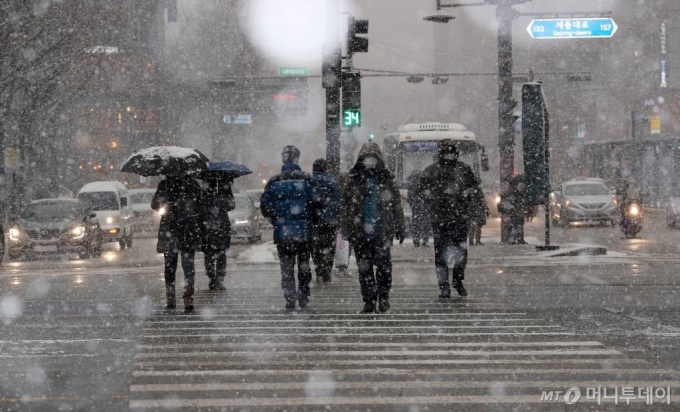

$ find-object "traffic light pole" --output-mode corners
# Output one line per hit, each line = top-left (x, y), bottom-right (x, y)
(325, 0), (341, 177)
(497, 0), (517, 245)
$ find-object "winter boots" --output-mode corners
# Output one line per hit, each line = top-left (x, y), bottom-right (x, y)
(378, 294), (390, 313)
(209, 278), (226, 291)
(183, 286), (195, 311)
(361, 300), (376, 314)
(165, 284), (176, 309)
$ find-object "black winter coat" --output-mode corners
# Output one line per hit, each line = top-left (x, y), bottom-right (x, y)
(418, 160), (478, 241)
(151, 177), (205, 253)
(202, 180), (236, 251)
(468, 186), (488, 226)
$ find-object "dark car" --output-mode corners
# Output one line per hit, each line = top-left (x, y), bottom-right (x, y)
(7, 199), (102, 260)
(231, 194), (262, 244)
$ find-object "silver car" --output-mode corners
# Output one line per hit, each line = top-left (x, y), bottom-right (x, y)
(667, 196), (680, 228)
(231, 194), (262, 244)
(551, 179), (618, 226)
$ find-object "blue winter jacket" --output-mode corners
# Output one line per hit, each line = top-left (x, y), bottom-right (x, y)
(312, 171), (341, 226)
(261, 163), (318, 244)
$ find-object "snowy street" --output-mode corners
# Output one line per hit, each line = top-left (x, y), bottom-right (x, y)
(2, 215), (680, 410)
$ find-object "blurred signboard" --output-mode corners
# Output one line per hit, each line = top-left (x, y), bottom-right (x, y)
(234, 114), (252, 125)
(4, 148), (20, 172)
(650, 115), (661, 134)
(279, 68), (307, 77)
(527, 18), (618, 39)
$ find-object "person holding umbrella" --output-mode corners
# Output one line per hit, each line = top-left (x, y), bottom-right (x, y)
(201, 178), (235, 291)
(122, 146), (209, 311)
(199, 161), (252, 291)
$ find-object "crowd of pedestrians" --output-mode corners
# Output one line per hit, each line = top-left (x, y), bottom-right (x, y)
(150, 139), (489, 313)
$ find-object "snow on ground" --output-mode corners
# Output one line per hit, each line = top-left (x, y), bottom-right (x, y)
(237, 242), (277, 262)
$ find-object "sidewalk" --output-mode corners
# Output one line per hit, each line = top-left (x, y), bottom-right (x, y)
(236, 217), (610, 265)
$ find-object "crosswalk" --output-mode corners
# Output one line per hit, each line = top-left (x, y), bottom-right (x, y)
(128, 271), (680, 410)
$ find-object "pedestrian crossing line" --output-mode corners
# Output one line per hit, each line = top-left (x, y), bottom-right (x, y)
(141, 332), (577, 339)
(143, 324), (559, 332)
(137, 341), (605, 350)
(135, 349), (623, 358)
(130, 379), (680, 393)
(131, 367), (672, 378)
(147, 311), (528, 318)
(134, 358), (646, 368)
(127, 394), (666, 409)
(146, 318), (538, 325)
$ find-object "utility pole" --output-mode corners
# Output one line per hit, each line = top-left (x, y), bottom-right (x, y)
(324, 0), (342, 176)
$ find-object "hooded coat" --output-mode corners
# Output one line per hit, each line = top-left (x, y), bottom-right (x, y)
(312, 163), (341, 227)
(339, 142), (405, 244)
(260, 163), (319, 244)
(202, 179), (236, 251)
(151, 176), (205, 253)
(417, 147), (478, 241)
(407, 171), (432, 237)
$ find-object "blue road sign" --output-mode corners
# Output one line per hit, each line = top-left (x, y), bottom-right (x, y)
(527, 18), (618, 39)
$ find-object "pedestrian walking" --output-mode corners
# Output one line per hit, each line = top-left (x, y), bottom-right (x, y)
(407, 170), (432, 247)
(260, 145), (319, 310)
(417, 140), (479, 298)
(498, 174), (527, 245)
(201, 178), (236, 291)
(340, 142), (405, 313)
(310, 159), (341, 283)
(468, 182), (488, 246)
(151, 176), (205, 311)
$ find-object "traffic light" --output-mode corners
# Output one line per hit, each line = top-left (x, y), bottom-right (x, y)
(342, 71), (361, 127)
(522, 83), (549, 206)
(347, 16), (369, 56)
(322, 44), (341, 89)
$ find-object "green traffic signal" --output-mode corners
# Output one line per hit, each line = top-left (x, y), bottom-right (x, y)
(343, 109), (361, 127)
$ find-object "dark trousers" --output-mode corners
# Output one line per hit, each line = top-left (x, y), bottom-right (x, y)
(277, 242), (312, 303)
(164, 251), (196, 288)
(468, 224), (482, 245)
(311, 224), (337, 280)
(433, 229), (468, 293)
(354, 236), (392, 302)
(205, 248), (227, 282)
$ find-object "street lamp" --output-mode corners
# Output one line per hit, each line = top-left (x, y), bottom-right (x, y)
(424, 0), (531, 244)
(423, 0), (455, 22)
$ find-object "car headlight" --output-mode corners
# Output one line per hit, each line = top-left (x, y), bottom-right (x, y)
(629, 204), (640, 216)
(494, 196), (501, 204)
(9, 228), (20, 241)
(106, 217), (114, 224)
(71, 226), (86, 239)
(158, 206), (166, 216)
(565, 199), (571, 207)
(235, 220), (250, 225)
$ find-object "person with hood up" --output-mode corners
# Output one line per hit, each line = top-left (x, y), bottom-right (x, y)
(260, 146), (319, 310)
(407, 170), (432, 248)
(340, 142), (405, 313)
(151, 175), (205, 311)
(201, 178), (236, 291)
(497, 174), (527, 245)
(310, 158), (341, 283)
(417, 140), (479, 298)
(467, 179), (488, 246)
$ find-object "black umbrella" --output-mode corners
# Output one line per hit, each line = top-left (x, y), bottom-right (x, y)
(121, 146), (209, 176)
(199, 161), (253, 181)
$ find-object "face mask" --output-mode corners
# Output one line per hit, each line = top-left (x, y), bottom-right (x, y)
(363, 158), (378, 169)
(442, 153), (457, 161)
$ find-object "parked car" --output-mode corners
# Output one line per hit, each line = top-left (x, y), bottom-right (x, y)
(244, 188), (271, 229)
(7, 198), (102, 260)
(666, 196), (680, 228)
(77, 181), (134, 249)
(551, 178), (618, 227)
(231, 194), (262, 244)
(129, 188), (162, 234)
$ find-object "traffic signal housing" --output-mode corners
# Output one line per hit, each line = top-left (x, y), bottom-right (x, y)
(342, 71), (361, 127)
(522, 82), (549, 206)
(347, 16), (369, 56)
(322, 45), (341, 89)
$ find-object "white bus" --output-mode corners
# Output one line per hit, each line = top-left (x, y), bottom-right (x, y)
(383, 122), (489, 188)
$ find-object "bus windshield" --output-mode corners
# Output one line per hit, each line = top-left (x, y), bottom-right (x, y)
(399, 141), (479, 185)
